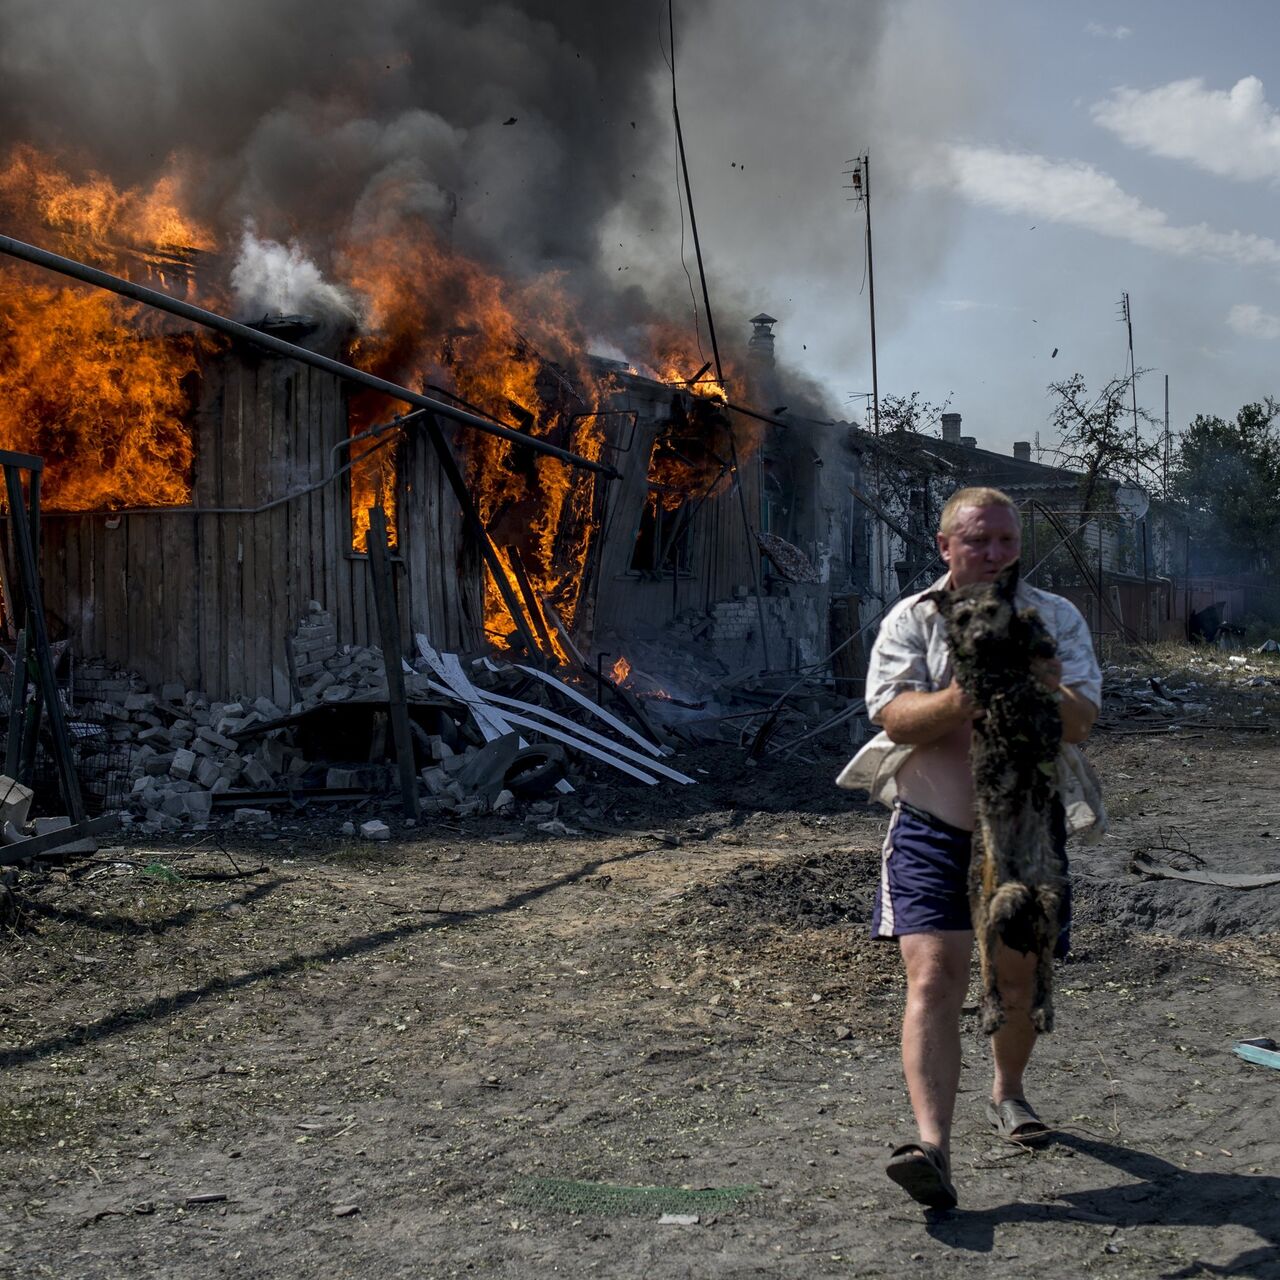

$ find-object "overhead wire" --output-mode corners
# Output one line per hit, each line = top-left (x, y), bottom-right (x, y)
(663, 0), (771, 663)
(658, 3), (707, 368)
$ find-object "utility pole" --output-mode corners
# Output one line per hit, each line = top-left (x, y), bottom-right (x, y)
(1120, 291), (1140, 464)
(1163, 373), (1170, 495)
(846, 156), (880, 435)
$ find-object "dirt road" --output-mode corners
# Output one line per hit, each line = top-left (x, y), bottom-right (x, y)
(2, 682), (1278, 1278)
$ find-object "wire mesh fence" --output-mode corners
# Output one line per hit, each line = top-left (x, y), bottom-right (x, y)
(0, 658), (132, 816)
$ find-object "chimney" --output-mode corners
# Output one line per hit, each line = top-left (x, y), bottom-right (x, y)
(960, 435), (977, 449)
(1013, 441), (1032, 461)
(940, 412), (961, 444)
(747, 312), (777, 367)
(746, 312), (780, 409)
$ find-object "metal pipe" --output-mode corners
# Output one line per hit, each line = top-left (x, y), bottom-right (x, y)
(0, 232), (618, 479)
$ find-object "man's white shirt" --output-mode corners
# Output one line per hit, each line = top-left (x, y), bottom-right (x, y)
(837, 574), (1107, 840)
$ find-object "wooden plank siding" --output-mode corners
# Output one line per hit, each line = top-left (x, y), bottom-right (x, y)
(23, 345), (484, 699)
(583, 383), (766, 645)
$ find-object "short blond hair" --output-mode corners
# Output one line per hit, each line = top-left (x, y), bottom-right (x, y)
(938, 486), (1018, 535)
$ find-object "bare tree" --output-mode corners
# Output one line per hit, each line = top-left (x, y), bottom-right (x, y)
(877, 390), (953, 437)
(1046, 371), (1164, 513)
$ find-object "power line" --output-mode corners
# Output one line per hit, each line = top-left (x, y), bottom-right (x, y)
(666, 0), (723, 387)
(656, 7), (704, 366)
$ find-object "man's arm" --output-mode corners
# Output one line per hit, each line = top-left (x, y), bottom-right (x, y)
(1057, 685), (1098, 743)
(884, 662), (1098, 746)
(1034, 657), (1098, 744)
(879, 680), (981, 745)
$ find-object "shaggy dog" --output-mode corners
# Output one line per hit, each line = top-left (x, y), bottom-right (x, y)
(926, 561), (1065, 1035)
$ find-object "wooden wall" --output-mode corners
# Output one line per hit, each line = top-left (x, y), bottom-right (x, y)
(33, 343), (484, 702)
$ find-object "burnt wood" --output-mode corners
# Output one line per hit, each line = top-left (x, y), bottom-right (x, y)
(366, 504), (421, 819)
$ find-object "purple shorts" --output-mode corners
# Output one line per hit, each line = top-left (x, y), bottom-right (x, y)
(871, 799), (1071, 957)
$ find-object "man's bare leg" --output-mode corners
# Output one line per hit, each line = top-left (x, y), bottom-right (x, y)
(899, 931), (973, 1158)
(991, 944), (1038, 1104)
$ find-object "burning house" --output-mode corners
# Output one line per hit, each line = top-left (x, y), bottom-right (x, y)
(0, 117), (877, 719)
(0, 137), (876, 856)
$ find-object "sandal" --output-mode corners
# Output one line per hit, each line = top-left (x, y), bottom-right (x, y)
(885, 1141), (958, 1209)
(986, 1097), (1049, 1145)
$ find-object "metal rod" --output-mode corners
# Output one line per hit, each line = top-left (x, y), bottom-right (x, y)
(504, 545), (557, 658)
(0, 232), (617, 479)
(724, 401), (791, 429)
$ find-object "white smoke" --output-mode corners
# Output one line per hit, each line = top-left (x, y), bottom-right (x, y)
(230, 226), (358, 321)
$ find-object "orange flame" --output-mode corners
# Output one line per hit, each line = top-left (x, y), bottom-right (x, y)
(0, 146), (747, 653)
(336, 214), (612, 646)
(611, 655), (632, 685)
(0, 147), (212, 510)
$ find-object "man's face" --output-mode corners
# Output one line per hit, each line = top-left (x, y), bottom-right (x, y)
(936, 503), (1022, 588)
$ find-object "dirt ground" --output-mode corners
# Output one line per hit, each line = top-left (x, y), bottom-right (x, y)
(2, 650), (1279, 1279)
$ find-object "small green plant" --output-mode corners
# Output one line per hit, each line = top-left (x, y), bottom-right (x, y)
(140, 860), (186, 885)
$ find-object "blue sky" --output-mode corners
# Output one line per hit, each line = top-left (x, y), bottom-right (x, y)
(640, 0), (1280, 460)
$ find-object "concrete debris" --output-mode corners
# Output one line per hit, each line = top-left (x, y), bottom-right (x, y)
(31, 815), (98, 855)
(359, 819), (391, 841)
(1099, 655), (1279, 732)
(72, 628), (691, 834)
(0, 776), (34, 832)
(535, 819), (578, 838)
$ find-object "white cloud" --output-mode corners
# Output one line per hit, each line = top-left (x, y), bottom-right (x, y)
(1092, 76), (1280, 181)
(927, 144), (1280, 268)
(1085, 22), (1132, 39)
(1227, 303), (1280, 340)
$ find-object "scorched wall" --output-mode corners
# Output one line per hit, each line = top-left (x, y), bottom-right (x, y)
(34, 340), (485, 702)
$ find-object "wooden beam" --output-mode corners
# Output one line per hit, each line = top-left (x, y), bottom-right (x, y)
(366, 505), (420, 820)
(504, 545), (557, 657)
(0, 814), (117, 866)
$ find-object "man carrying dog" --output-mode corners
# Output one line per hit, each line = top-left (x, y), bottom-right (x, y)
(838, 486), (1103, 1209)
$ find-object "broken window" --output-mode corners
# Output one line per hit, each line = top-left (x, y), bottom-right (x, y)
(630, 489), (692, 575)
